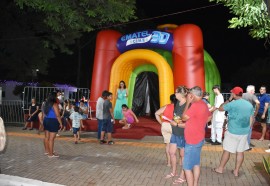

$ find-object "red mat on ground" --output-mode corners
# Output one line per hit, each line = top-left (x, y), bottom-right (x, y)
(82, 117), (270, 140)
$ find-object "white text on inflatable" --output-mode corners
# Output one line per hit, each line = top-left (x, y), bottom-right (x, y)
(121, 31), (170, 46)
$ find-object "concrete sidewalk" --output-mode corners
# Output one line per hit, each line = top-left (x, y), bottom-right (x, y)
(1, 126), (270, 186)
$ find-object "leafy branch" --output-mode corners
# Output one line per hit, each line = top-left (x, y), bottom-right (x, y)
(209, 0), (270, 39)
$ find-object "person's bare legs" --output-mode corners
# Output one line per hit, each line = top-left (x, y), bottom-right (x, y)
(100, 131), (105, 140)
(120, 117), (130, 129)
(23, 121), (29, 129)
(193, 165), (200, 186)
(119, 118), (126, 126)
(78, 129), (81, 140)
(184, 170), (193, 186)
(48, 132), (57, 156)
(165, 143), (171, 166)
(233, 152), (244, 176)
(179, 148), (185, 180)
(74, 133), (77, 143)
(66, 119), (71, 131)
(168, 143), (177, 175)
(44, 130), (49, 154)
(178, 149), (182, 165)
(107, 132), (112, 142)
(215, 150), (230, 173)
(30, 121), (34, 129)
(259, 123), (267, 140)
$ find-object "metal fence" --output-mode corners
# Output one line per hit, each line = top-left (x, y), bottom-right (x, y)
(0, 86), (90, 124)
(0, 100), (24, 124)
(23, 86), (90, 110)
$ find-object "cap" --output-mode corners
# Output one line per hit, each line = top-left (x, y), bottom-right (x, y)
(230, 86), (243, 95)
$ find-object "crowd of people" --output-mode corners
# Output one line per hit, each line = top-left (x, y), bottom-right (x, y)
(22, 90), (90, 152)
(155, 84), (270, 185)
(20, 82), (270, 185)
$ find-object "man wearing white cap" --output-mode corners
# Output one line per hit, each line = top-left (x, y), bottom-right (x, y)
(213, 86), (253, 177)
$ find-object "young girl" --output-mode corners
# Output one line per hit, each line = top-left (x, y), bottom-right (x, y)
(22, 98), (40, 130)
(119, 104), (139, 129)
(114, 81), (128, 120)
(69, 106), (84, 144)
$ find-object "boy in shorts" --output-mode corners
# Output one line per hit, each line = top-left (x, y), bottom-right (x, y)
(100, 92), (115, 145)
(69, 106), (84, 144)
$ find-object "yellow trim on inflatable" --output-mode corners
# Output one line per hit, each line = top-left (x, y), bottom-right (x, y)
(109, 49), (174, 108)
(157, 24), (178, 30)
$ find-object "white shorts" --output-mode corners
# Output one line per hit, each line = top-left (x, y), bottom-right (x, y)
(223, 131), (249, 153)
(161, 122), (172, 144)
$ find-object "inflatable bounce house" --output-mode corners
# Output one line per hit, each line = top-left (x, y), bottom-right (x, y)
(89, 24), (220, 117)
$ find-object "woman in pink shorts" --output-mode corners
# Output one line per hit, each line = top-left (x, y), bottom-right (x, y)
(119, 104), (139, 129)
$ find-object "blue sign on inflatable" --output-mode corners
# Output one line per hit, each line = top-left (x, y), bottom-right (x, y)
(117, 30), (173, 53)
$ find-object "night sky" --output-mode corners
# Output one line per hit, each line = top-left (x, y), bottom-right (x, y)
(135, 0), (269, 89)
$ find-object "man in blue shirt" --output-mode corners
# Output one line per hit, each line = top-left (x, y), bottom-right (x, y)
(256, 85), (270, 141)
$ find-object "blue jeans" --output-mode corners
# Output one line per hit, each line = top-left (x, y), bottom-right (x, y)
(97, 119), (103, 139)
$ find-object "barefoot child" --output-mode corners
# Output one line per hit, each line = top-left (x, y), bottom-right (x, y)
(69, 106), (84, 144)
(119, 104), (139, 129)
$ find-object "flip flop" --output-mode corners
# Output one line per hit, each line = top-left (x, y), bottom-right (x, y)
(164, 172), (177, 179)
(212, 168), (223, 174)
(173, 177), (186, 184)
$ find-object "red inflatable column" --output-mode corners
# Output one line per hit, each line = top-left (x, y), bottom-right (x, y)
(173, 24), (205, 90)
(90, 30), (122, 106)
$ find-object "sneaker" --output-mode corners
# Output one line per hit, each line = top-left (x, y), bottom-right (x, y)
(212, 141), (222, 145)
(246, 148), (252, 151)
(100, 140), (107, 144)
(22, 127), (27, 130)
(108, 141), (114, 145)
(265, 149), (270, 153)
(56, 134), (60, 137)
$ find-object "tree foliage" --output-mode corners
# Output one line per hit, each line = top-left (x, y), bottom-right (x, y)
(15, 0), (136, 33)
(209, 0), (270, 40)
(0, 0), (136, 82)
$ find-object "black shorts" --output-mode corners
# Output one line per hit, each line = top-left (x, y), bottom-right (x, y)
(256, 112), (268, 123)
(43, 118), (60, 133)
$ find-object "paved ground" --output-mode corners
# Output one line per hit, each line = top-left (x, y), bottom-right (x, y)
(1, 126), (270, 186)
